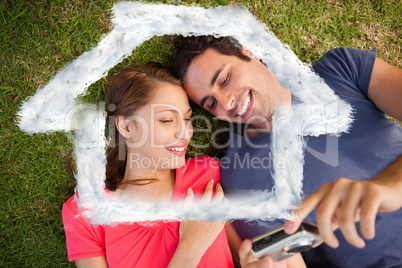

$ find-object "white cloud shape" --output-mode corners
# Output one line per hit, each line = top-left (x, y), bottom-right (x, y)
(17, 2), (353, 224)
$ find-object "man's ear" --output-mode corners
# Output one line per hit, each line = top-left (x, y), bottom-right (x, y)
(115, 116), (131, 140)
(241, 47), (259, 61)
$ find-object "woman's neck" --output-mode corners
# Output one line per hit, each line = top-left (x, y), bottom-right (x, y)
(116, 166), (176, 203)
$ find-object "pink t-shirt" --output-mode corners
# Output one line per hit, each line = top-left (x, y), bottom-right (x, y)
(62, 156), (233, 267)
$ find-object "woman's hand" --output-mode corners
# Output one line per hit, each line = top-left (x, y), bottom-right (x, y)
(238, 239), (305, 268)
(179, 180), (226, 252)
(168, 180), (226, 268)
(239, 239), (280, 268)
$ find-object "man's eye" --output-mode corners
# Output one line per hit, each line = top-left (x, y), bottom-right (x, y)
(222, 73), (230, 86)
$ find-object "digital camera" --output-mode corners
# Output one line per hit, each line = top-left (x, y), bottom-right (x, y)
(251, 221), (322, 262)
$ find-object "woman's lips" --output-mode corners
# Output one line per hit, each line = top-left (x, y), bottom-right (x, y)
(166, 145), (187, 156)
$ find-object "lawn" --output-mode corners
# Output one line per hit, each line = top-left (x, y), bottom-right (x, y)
(1, 0), (401, 266)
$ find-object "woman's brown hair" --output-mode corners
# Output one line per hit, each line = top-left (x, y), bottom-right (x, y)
(105, 62), (182, 191)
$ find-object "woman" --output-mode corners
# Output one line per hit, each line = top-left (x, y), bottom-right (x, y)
(62, 62), (234, 267)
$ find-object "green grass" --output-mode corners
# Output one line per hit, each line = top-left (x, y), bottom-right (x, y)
(1, 0), (401, 266)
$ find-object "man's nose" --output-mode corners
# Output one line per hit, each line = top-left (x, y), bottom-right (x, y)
(217, 92), (235, 112)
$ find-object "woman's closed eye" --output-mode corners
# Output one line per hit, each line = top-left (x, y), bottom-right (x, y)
(209, 98), (217, 110)
(160, 119), (173, 124)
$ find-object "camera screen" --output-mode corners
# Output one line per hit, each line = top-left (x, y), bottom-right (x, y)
(252, 222), (320, 253)
(300, 222), (319, 234)
(252, 229), (288, 252)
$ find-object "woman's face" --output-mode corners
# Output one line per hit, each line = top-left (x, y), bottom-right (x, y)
(125, 82), (193, 172)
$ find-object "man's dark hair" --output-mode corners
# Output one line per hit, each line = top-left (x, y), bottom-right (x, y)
(172, 35), (251, 80)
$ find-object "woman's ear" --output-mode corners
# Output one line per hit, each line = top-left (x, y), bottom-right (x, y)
(241, 47), (259, 61)
(115, 116), (131, 140)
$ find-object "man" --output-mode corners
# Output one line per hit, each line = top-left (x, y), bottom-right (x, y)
(172, 36), (402, 267)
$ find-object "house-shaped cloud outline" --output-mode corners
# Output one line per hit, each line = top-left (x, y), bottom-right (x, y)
(18, 2), (353, 224)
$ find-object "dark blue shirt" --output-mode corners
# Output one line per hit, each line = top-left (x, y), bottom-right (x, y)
(221, 47), (402, 267)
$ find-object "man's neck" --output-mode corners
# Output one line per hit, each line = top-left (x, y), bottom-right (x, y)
(245, 120), (273, 137)
(245, 89), (292, 137)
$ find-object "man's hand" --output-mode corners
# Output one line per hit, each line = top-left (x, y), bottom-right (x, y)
(238, 239), (285, 268)
(284, 156), (402, 248)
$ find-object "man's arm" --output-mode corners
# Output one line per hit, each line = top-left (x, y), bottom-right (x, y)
(284, 155), (402, 248)
(367, 58), (402, 121)
(284, 57), (402, 248)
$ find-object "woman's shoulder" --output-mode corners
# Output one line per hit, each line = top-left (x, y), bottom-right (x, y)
(175, 155), (221, 194)
(62, 194), (81, 218)
(179, 155), (220, 178)
(62, 189), (113, 216)
(63, 194), (77, 208)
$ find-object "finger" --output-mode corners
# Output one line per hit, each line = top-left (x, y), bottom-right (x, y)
(240, 240), (275, 268)
(338, 183), (366, 248)
(258, 256), (274, 268)
(245, 257), (273, 268)
(244, 256), (274, 268)
(284, 183), (330, 234)
(312, 240), (324, 248)
(184, 187), (194, 206)
(359, 186), (381, 240)
(315, 180), (348, 248)
(239, 239), (258, 266)
(239, 239), (252, 263)
(213, 182), (224, 202)
(201, 179), (214, 202)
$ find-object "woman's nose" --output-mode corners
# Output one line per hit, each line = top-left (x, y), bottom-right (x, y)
(175, 120), (193, 141)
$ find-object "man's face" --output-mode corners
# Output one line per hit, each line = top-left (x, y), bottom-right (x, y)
(183, 48), (285, 129)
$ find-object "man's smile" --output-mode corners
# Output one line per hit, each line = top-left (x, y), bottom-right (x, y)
(235, 91), (253, 118)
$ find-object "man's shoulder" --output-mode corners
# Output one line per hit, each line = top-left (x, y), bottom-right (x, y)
(313, 47), (376, 71)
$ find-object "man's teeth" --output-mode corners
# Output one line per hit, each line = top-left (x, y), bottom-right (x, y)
(167, 147), (185, 152)
(238, 95), (251, 116)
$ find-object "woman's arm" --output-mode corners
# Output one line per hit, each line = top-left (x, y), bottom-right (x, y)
(62, 198), (108, 268)
(168, 219), (226, 267)
(226, 222), (242, 266)
(168, 181), (226, 268)
(75, 256), (108, 268)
